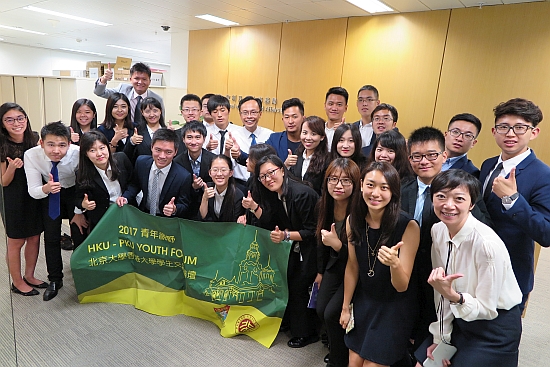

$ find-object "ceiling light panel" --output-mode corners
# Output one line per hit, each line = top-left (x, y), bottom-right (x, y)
(106, 44), (154, 54)
(346, 0), (395, 13)
(23, 6), (112, 26)
(195, 14), (239, 26)
(0, 24), (46, 35)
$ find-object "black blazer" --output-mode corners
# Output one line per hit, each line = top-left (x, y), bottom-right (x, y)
(75, 152), (133, 229)
(288, 155), (327, 195)
(97, 123), (137, 153)
(449, 155), (480, 178)
(123, 124), (154, 163)
(123, 155), (192, 218)
(201, 186), (245, 222)
(174, 148), (216, 219)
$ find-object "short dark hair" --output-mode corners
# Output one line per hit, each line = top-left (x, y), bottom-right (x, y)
(408, 127), (445, 154)
(368, 130), (413, 181)
(372, 103), (398, 123)
(41, 121), (70, 141)
(181, 120), (207, 138)
(140, 97), (165, 127)
(130, 62), (151, 78)
(70, 99), (97, 136)
(207, 95), (230, 114)
(238, 96), (262, 111)
(431, 169), (481, 206)
(151, 128), (179, 152)
(180, 94), (201, 107)
(78, 131), (121, 189)
(248, 143), (276, 165)
(282, 98), (304, 116)
(494, 98), (543, 127)
(201, 93), (214, 105)
(325, 87), (349, 104)
(448, 113), (482, 136)
(357, 85), (379, 99)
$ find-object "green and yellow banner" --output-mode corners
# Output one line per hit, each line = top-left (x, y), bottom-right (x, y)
(71, 205), (291, 348)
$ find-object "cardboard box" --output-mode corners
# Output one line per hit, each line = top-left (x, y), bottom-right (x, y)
(115, 56), (132, 69)
(53, 70), (86, 77)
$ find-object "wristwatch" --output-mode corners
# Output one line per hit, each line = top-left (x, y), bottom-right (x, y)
(450, 292), (464, 305)
(249, 204), (259, 214)
(502, 192), (519, 205)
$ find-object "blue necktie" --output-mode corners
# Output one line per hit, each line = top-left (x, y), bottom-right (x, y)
(250, 133), (257, 146)
(49, 161), (60, 220)
(191, 160), (200, 176)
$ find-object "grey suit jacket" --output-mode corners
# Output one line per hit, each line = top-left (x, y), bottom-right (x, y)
(93, 81), (165, 116)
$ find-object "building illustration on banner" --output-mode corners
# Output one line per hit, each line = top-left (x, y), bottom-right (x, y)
(204, 231), (277, 304)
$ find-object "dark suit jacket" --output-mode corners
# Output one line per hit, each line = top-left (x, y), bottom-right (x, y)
(288, 154), (327, 195)
(449, 155), (480, 178)
(174, 149), (216, 219)
(266, 131), (290, 162)
(123, 155), (192, 218)
(201, 186), (245, 222)
(480, 151), (550, 295)
(75, 153), (133, 229)
(97, 123), (137, 153)
(123, 124), (154, 163)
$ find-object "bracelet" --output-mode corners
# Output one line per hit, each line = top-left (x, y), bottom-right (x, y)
(450, 292), (464, 305)
(284, 230), (291, 241)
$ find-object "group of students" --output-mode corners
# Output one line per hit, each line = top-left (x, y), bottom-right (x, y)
(1, 65), (549, 367)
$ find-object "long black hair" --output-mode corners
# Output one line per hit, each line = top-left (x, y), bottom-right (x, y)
(330, 124), (367, 169)
(368, 130), (413, 182)
(210, 154), (239, 222)
(101, 93), (133, 130)
(77, 131), (121, 190)
(0, 103), (37, 160)
(296, 116), (329, 175)
(349, 161), (401, 246)
(140, 97), (166, 128)
(70, 99), (97, 135)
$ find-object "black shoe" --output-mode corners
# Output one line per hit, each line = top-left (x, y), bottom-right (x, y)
(11, 283), (39, 296)
(23, 277), (48, 289)
(287, 334), (320, 348)
(324, 353), (330, 363)
(60, 234), (73, 251)
(43, 281), (63, 301)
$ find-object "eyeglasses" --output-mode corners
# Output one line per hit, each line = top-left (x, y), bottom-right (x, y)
(357, 98), (377, 104)
(327, 177), (353, 186)
(373, 116), (393, 123)
(409, 152), (443, 162)
(240, 111), (259, 117)
(448, 128), (476, 141)
(3, 116), (27, 125)
(210, 168), (230, 174)
(494, 124), (534, 135)
(182, 108), (200, 113)
(258, 168), (280, 182)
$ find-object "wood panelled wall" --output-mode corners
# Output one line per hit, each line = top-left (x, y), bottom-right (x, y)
(188, 2), (550, 166)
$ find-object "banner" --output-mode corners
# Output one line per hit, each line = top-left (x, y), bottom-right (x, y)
(71, 205), (291, 348)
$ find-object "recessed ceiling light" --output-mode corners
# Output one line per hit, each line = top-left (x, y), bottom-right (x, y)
(195, 14), (238, 26)
(346, 0), (394, 13)
(152, 62), (171, 66)
(106, 44), (154, 54)
(59, 48), (105, 56)
(0, 24), (46, 35)
(24, 6), (111, 26)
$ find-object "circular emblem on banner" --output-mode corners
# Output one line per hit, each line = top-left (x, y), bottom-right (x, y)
(235, 314), (260, 333)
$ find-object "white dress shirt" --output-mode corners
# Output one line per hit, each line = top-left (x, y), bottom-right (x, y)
(232, 125), (274, 181)
(429, 214), (522, 344)
(95, 164), (122, 203)
(358, 121), (374, 147)
(301, 151), (312, 179)
(205, 123), (241, 155)
(325, 123), (336, 152)
(214, 187), (227, 217)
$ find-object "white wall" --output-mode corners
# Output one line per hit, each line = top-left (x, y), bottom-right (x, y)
(170, 31), (189, 89)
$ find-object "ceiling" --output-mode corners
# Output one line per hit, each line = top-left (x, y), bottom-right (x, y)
(0, 0), (544, 66)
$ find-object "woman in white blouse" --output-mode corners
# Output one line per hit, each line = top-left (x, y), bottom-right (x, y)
(422, 169), (522, 367)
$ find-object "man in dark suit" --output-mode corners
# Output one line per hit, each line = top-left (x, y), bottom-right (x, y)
(441, 113), (481, 178)
(352, 84), (380, 150)
(401, 127), (491, 358)
(266, 98), (304, 162)
(480, 98), (550, 311)
(361, 103), (398, 157)
(94, 62), (164, 124)
(174, 121), (215, 219)
(116, 129), (191, 218)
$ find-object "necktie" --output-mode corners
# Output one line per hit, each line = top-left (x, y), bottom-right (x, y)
(483, 162), (503, 202)
(250, 133), (257, 146)
(219, 130), (227, 153)
(49, 161), (60, 220)
(149, 168), (161, 215)
(421, 186), (431, 227)
(191, 160), (200, 176)
(134, 95), (143, 124)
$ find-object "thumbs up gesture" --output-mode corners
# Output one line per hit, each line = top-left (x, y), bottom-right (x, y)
(192, 173), (204, 190)
(206, 133), (218, 151)
(321, 223), (342, 251)
(241, 190), (258, 210)
(82, 193), (96, 211)
(334, 116), (345, 129)
(270, 225), (285, 243)
(70, 127), (80, 143)
(163, 197), (177, 216)
(229, 134), (241, 159)
(224, 132), (235, 154)
(378, 241), (403, 267)
(428, 267), (464, 301)
(6, 157), (23, 170)
(167, 120), (175, 131)
(131, 127), (143, 145)
(202, 182), (215, 200)
(284, 149), (297, 168)
(43, 173), (61, 195)
(100, 63), (113, 84)
(492, 167), (518, 199)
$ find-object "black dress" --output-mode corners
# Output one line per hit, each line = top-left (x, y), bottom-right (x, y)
(0, 139), (43, 239)
(345, 212), (417, 365)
